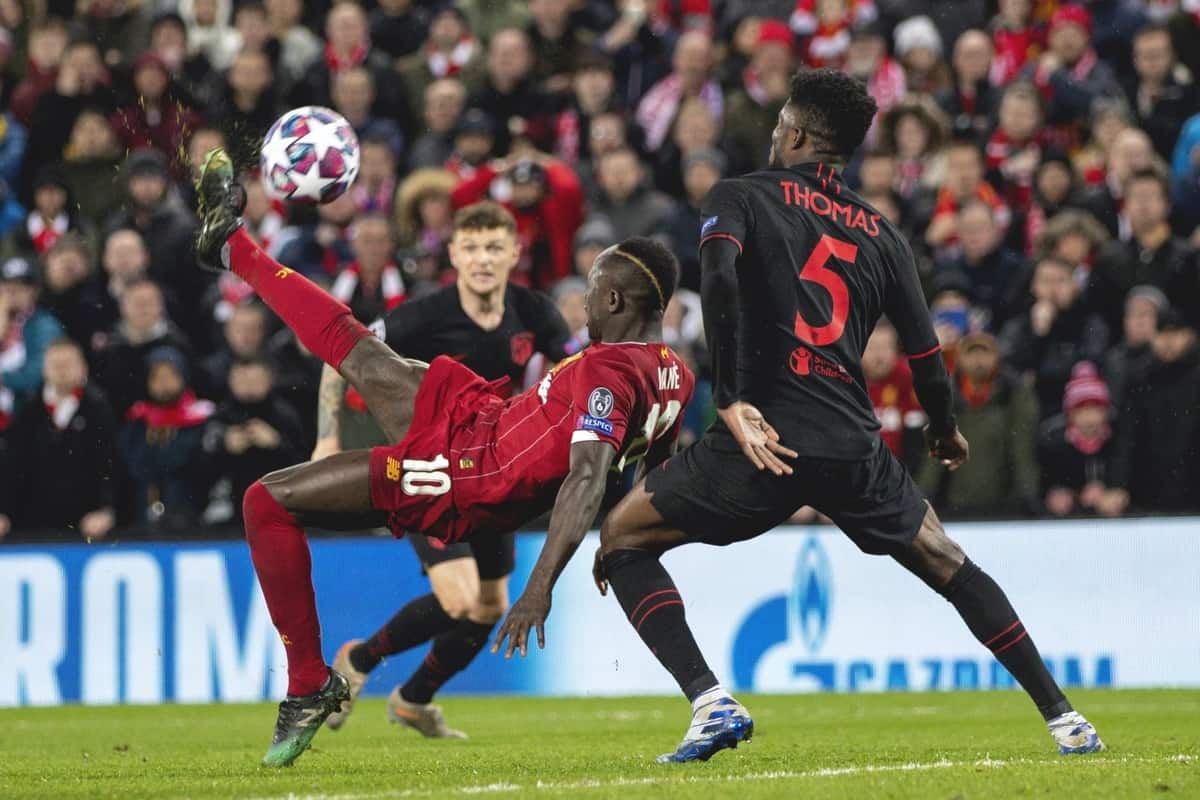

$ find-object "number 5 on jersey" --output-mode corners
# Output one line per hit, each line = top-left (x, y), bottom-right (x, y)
(795, 234), (857, 347)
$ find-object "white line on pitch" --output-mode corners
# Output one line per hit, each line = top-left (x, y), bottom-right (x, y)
(247, 753), (1196, 800)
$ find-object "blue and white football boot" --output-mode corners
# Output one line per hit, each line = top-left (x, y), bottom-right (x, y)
(1048, 710), (1106, 755)
(656, 693), (754, 764)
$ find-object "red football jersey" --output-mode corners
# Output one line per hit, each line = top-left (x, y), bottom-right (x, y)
(867, 359), (926, 458)
(447, 342), (695, 539)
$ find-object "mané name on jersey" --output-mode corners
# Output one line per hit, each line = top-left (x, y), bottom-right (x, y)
(448, 342), (695, 536)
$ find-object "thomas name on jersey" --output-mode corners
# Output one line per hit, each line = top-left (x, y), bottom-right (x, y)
(779, 181), (882, 238)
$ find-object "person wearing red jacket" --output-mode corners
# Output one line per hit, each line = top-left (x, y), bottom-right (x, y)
(863, 319), (926, 469)
(450, 152), (583, 290)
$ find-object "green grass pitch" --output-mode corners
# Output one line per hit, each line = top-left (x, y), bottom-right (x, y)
(1, 690), (1196, 799)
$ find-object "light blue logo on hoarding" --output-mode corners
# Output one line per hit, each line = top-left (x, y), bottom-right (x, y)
(729, 535), (1114, 693)
(793, 536), (831, 654)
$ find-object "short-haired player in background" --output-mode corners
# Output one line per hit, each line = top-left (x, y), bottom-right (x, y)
(314, 201), (573, 739)
(585, 69), (1105, 763)
(192, 148), (694, 767)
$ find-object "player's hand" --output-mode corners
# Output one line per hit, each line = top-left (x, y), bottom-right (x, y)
(224, 426), (250, 454)
(247, 419), (280, 448)
(717, 402), (797, 476)
(593, 547), (608, 595)
(1079, 481), (1106, 510)
(1030, 300), (1057, 337)
(492, 589), (551, 658)
(1044, 487), (1075, 517)
(925, 427), (969, 471)
(311, 435), (341, 461)
(0, 513), (10, 540)
(1097, 488), (1129, 518)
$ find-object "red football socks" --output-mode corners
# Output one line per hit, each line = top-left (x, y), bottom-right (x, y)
(227, 228), (370, 370)
(243, 480), (328, 697)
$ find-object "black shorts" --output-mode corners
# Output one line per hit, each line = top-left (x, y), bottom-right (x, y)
(405, 532), (516, 580)
(645, 426), (928, 556)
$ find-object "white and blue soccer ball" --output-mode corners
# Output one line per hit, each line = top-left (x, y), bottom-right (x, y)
(260, 106), (360, 204)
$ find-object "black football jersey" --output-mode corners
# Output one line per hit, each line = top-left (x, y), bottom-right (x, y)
(373, 284), (572, 391)
(700, 161), (940, 459)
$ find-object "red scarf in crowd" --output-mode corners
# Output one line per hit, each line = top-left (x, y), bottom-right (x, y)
(1065, 418), (1111, 455)
(43, 386), (83, 430)
(933, 181), (1012, 241)
(126, 391), (214, 428)
(985, 129), (1043, 208)
(27, 212), (69, 255)
(426, 38), (476, 78)
(0, 385), (12, 432)
(324, 42), (368, 72)
(332, 261), (406, 311)
(958, 372), (996, 409)
(804, 21), (852, 69)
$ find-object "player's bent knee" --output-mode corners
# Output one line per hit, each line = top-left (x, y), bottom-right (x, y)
(468, 601), (507, 625)
(473, 579), (509, 622)
(599, 514), (642, 554)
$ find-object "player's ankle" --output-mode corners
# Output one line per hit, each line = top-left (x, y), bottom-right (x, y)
(347, 642), (378, 674)
(690, 684), (730, 712)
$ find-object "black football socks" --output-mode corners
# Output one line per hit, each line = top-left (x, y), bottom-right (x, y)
(602, 548), (718, 702)
(349, 593), (456, 674)
(400, 620), (496, 704)
(939, 559), (1072, 720)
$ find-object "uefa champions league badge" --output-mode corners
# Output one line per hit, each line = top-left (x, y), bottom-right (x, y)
(588, 388), (615, 418)
(701, 216), (719, 235)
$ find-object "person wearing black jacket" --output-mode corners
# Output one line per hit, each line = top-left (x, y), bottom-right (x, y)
(1000, 256), (1110, 419)
(93, 278), (194, 419)
(1103, 310), (1200, 515)
(1088, 168), (1200, 332)
(1123, 23), (1199, 161)
(39, 234), (117, 354)
(0, 339), (117, 540)
(202, 358), (304, 522)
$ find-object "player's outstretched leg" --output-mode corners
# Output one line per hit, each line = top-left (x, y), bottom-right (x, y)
(597, 485), (754, 764)
(243, 452), (386, 767)
(895, 506), (1105, 755)
(194, 147), (424, 442)
(328, 558), (504, 739)
(388, 573), (506, 738)
(325, 592), (458, 730)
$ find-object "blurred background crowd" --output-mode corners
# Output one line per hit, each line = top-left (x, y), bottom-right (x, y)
(0, 0), (1198, 541)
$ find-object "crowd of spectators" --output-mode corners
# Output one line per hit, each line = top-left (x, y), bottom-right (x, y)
(0, 0), (1198, 541)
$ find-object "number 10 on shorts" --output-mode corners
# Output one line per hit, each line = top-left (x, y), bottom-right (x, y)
(401, 455), (452, 496)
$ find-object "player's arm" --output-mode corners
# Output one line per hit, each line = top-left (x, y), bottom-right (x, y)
(312, 305), (420, 458)
(311, 363), (347, 459)
(492, 440), (616, 658)
(700, 236), (796, 475)
(884, 238), (968, 470)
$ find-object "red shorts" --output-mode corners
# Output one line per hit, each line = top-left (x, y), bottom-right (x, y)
(368, 357), (503, 542)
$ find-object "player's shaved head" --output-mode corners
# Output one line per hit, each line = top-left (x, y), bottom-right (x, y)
(596, 237), (679, 316)
(773, 68), (878, 163)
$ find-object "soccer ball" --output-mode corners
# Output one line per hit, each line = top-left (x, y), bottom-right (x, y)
(260, 106), (360, 204)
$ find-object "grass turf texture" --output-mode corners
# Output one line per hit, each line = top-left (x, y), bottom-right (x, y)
(1, 690), (1196, 799)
